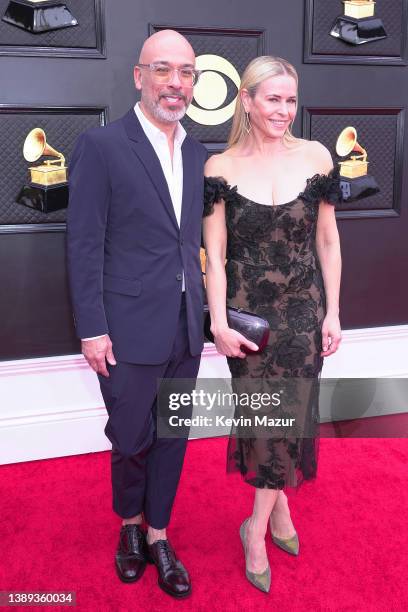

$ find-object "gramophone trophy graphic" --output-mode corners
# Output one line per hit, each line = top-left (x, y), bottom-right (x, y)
(330, 1), (387, 45)
(16, 127), (69, 213)
(336, 126), (380, 201)
(2, 0), (78, 34)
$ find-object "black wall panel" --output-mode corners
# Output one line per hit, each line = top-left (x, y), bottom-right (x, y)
(0, 106), (105, 227)
(303, 107), (405, 218)
(0, 0), (105, 58)
(305, 0), (408, 64)
(0, 0), (407, 360)
(0, 232), (79, 359)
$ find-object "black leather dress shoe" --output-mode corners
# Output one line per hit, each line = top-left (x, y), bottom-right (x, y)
(115, 524), (148, 583)
(147, 539), (191, 598)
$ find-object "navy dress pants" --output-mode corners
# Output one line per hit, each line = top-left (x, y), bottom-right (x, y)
(98, 295), (201, 529)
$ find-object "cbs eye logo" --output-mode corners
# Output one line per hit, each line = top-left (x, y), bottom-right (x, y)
(186, 55), (241, 126)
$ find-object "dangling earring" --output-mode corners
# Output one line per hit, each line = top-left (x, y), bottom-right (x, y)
(286, 120), (294, 136)
(244, 111), (252, 134)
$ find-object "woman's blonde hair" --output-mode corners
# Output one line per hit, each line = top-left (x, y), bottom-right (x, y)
(228, 56), (299, 149)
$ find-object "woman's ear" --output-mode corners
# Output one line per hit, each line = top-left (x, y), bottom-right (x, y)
(240, 88), (251, 114)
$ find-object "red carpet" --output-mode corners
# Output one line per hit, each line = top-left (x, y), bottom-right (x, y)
(1, 437), (407, 611)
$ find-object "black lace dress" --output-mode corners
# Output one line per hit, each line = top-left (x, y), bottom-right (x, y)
(204, 171), (342, 489)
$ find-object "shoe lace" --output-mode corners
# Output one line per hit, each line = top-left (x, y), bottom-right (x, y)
(124, 525), (144, 553)
(156, 540), (181, 573)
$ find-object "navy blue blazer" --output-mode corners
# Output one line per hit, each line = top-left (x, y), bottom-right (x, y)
(66, 109), (207, 364)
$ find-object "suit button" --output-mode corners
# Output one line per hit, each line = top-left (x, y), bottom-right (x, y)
(179, 238), (184, 245)
(176, 273), (182, 281)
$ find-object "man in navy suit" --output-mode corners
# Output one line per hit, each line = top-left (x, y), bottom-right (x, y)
(66, 30), (207, 598)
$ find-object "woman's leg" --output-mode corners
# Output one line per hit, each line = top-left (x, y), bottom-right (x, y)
(245, 488), (279, 573)
(270, 490), (296, 539)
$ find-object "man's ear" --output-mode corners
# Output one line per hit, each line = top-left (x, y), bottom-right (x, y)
(134, 66), (142, 91)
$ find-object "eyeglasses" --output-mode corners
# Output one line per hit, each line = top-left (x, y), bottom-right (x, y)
(138, 63), (201, 86)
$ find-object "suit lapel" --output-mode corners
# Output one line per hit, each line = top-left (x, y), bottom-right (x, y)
(180, 137), (196, 230)
(122, 109), (178, 230)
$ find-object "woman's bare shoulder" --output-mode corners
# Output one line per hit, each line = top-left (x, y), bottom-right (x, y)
(204, 151), (234, 178)
(306, 140), (333, 173)
(290, 137), (330, 156)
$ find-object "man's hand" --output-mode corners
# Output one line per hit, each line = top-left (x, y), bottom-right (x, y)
(81, 334), (117, 377)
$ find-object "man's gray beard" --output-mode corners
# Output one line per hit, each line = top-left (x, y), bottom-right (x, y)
(144, 96), (187, 123)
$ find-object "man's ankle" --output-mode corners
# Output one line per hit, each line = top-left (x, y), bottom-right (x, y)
(147, 526), (167, 545)
(122, 514), (143, 526)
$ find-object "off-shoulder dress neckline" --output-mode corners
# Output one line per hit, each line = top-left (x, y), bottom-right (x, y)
(234, 190), (300, 209)
(206, 174), (325, 208)
(203, 170), (342, 218)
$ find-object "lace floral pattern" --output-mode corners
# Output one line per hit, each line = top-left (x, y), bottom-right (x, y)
(204, 172), (341, 489)
(298, 168), (342, 207)
(203, 176), (237, 217)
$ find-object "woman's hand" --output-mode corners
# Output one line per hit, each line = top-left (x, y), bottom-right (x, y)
(321, 314), (342, 357)
(213, 327), (258, 358)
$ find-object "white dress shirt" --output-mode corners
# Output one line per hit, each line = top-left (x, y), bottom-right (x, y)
(82, 103), (186, 340)
(135, 102), (186, 228)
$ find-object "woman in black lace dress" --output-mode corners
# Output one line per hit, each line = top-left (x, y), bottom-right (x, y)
(203, 56), (342, 592)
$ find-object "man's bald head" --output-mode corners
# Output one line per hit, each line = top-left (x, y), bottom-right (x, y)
(134, 30), (197, 126)
(139, 29), (195, 66)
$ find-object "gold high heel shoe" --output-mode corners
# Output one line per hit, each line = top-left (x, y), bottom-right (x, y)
(239, 518), (271, 593)
(269, 515), (299, 556)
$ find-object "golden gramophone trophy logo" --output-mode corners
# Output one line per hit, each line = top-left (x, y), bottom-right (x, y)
(330, 1), (387, 45)
(336, 126), (380, 201)
(2, 0), (78, 34)
(16, 128), (69, 213)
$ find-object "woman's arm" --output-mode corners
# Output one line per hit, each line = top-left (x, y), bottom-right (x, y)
(316, 199), (342, 357)
(203, 157), (258, 357)
(313, 142), (342, 357)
